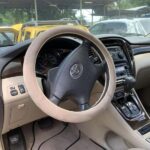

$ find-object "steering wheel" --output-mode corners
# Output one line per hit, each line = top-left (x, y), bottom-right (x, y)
(23, 26), (116, 123)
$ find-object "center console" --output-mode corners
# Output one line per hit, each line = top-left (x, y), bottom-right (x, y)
(101, 38), (150, 132)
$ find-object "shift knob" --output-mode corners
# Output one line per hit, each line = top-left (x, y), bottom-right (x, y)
(124, 76), (136, 92)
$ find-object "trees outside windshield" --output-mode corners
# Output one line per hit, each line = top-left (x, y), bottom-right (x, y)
(0, 0), (150, 46)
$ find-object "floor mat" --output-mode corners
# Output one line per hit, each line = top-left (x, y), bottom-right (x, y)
(22, 120), (103, 150)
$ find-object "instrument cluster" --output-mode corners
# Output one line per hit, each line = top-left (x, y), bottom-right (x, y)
(36, 47), (101, 75)
(36, 48), (70, 75)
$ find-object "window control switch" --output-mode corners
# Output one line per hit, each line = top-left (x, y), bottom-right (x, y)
(18, 84), (26, 94)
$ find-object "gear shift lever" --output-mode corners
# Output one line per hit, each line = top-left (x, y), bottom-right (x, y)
(124, 76), (136, 93)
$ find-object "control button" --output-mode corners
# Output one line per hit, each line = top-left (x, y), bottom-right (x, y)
(115, 91), (124, 98)
(10, 86), (15, 91)
(126, 102), (140, 118)
(118, 52), (124, 59)
(18, 84), (26, 94)
(132, 104), (139, 111)
(121, 106), (131, 118)
(10, 90), (18, 96)
(111, 53), (117, 60)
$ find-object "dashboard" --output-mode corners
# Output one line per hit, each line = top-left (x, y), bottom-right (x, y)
(35, 38), (102, 77)
(36, 48), (101, 75)
(107, 46), (132, 79)
(102, 38), (135, 81)
(1, 37), (135, 81)
(35, 44), (132, 81)
(0, 35), (150, 150)
(0, 35), (148, 135)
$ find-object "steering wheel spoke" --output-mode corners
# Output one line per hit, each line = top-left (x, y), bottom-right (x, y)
(95, 62), (107, 76)
(79, 103), (90, 111)
(49, 95), (61, 105)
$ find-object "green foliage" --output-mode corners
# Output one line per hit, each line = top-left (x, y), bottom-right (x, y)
(119, 0), (150, 9)
(118, 0), (136, 9)
(132, 0), (150, 6)
(0, 0), (150, 26)
(0, 8), (77, 25)
(60, 9), (77, 20)
(0, 9), (30, 25)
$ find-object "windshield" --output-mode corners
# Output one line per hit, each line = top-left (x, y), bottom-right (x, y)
(0, 32), (14, 46)
(139, 19), (150, 34)
(0, 0), (150, 46)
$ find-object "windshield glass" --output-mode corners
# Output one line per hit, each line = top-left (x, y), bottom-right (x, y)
(89, 21), (141, 36)
(0, 0), (150, 46)
(139, 19), (150, 34)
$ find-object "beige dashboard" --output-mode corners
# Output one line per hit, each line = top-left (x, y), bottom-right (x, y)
(2, 76), (46, 134)
(1, 73), (103, 134)
(135, 53), (150, 89)
(1, 52), (150, 149)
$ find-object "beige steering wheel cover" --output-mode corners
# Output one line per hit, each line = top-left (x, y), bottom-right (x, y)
(23, 26), (116, 123)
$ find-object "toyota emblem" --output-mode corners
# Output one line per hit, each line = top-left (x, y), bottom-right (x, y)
(70, 63), (83, 79)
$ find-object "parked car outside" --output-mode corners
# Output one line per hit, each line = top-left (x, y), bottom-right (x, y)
(16, 20), (89, 42)
(89, 18), (150, 37)
(0, 27), (18, 47)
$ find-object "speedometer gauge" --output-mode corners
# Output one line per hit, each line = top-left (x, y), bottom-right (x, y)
(36, 52), (58, 74)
